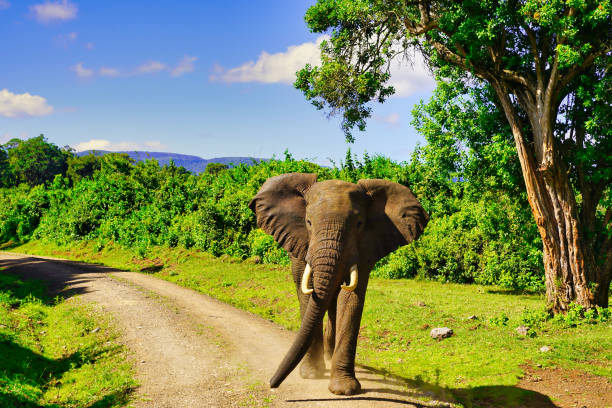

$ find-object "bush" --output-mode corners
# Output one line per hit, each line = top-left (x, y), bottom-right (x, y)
(247, 229), (290, 265)
(372, 194), (544, 290)
(0, 151), (546, 291)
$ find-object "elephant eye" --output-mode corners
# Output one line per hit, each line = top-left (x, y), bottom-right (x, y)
(306, 219), (312, 227)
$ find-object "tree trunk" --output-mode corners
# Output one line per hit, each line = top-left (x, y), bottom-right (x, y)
(491, 82), (610, 312)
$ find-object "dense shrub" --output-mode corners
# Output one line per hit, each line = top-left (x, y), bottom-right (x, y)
(372, 194), (543, 290)
(0, 149), (545, 290)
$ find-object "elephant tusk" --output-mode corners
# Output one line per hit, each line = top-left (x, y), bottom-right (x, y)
(341, 265), (358, 292)
(301, 263), (313, 295)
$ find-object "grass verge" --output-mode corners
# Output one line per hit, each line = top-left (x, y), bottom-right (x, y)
(0, 265), (136, 408)
(9, 240), (612, 407)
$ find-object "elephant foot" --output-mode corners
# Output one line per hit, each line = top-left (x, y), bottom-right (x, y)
(299, 358), (325, 379)
(328, 374), (361, 395)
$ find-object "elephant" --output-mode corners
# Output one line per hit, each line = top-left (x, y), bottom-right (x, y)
(248, 173), (429, 395)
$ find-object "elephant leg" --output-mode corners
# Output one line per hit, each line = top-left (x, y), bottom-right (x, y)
(328, 272), (370, 395)
(324, 290), (337, 361)
(290, 257), (325, 379)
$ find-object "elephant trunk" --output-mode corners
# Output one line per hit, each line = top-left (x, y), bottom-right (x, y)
(270, 229), (343, 388)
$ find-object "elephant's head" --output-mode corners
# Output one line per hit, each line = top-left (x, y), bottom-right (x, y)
(249, 173), (429, 388)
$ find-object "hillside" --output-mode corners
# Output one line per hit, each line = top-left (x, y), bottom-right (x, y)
(77, 150), (264, 174)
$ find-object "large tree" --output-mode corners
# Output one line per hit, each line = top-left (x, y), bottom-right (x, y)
(296, 0), (611, 311)
(4, 135), (70, 186)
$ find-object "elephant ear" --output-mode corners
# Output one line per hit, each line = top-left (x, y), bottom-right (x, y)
(249, 173), (317, 260)
(358, 179), (429, 264)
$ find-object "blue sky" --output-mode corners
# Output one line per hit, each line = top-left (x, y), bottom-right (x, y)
(0, 0), (436, 165)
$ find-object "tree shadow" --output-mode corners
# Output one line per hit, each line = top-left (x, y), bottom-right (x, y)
(0, 337), (128, 408)
(485, 288), (544, 297)
(347, 364), (557, 408)
(0, 260), (133, 408)
(140, 264), (164, 273)
(0, 255), (116, 299)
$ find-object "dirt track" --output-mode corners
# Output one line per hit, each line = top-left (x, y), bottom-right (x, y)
(0, 252), (458, 408)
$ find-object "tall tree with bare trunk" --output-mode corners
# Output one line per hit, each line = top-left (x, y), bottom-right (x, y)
(295, 0), (611, 312)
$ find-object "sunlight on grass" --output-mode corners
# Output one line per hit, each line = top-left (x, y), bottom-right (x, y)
(0, 267), (136, 408)
(9, 240), (612, 406)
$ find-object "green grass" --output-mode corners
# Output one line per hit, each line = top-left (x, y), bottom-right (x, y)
(0, 266), (136, 408)
(9, 240), (612, 407)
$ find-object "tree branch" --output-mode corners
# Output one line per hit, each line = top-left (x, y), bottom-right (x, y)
(524, 24), (544, 89)
(558, 46), (612, 92)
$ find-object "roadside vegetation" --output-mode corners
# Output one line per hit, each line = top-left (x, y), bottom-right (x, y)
(11, 240), (611, 407)
(1, 128), (546, 292)
(0, 35), (609, 403)
(0, 268), (136, 407)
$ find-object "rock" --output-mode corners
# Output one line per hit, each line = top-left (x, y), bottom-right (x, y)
(91, 327), (100, 333)
(516, 325), (530, 336)
(539, 345), (551, 353)
(467, 315), (478, 320)
(430, 327), (453, 340)
(536, 363), (542, 368)
(415, 301), (427, 307)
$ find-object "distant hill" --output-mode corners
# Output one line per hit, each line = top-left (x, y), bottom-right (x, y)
(77, 150), (265, 174)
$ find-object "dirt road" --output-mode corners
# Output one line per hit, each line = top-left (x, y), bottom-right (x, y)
(0, 252), (456, 408)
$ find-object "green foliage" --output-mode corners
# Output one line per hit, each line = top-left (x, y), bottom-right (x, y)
(298, 0), (610, 142)
(247, 229), (290, 265)
(519, 303), (610, 332)
(0, 148), (11, 188)
(552, 302), (611, 327)
(0, 271), (135, 407)
(488, 312), (510, 327)
(204, 162), (229, 175)
(0, 184), (50, 244)
(66, 153), (102, 184)
(3, 135), (70, 187)
(0, 148), (548, 291)
(520, 308), (551, 331)
(297, 1), (612, 307)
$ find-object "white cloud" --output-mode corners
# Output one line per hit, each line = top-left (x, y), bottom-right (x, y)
(387, 52), (436, 97)
(99, 67), (121, 77)
(170, 55), (197, 77)
(71, 56), (197, 79)
(0, 89), (54, 118)
(210, 36), (328, 84)
(210, 36), (434, 97)
(0, 0), (10, 10)
(137, 61), (166, 74)
(30, 0), (77, 23)
(74, 139), (168, 152)
(374, 112), (400, 126)
(72, 62), (93, 78)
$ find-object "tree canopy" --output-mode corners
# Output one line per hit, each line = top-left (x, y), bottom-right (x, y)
(296, 0), (611, 310)
(2, 135), (70, 187)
